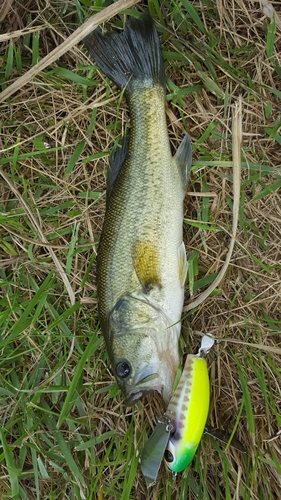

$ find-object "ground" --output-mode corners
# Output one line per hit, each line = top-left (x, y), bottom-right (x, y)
(0, 0), (281, 499)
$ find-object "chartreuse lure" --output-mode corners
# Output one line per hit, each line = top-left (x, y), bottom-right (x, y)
(140, 335), (214, 485)
(163, 334), (246, 473)
(164, 349), (210, 472)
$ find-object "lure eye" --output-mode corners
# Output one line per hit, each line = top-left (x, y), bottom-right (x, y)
(116, 361), (131, 378)
(164, 449), (174, 463)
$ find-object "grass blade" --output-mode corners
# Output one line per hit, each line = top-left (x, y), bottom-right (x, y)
(0, 428), (20, 498)
(57, 328), (101, 428)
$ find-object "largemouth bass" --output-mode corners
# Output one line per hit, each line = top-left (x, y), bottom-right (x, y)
(84, 13), (192, 405)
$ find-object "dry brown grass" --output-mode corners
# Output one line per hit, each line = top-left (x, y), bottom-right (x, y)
(0, 0), (281, 499)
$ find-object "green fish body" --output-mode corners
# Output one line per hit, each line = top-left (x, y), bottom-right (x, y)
(84, 14), (192, 405)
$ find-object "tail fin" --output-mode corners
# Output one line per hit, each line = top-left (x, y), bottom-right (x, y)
(83, 13), (165, 95)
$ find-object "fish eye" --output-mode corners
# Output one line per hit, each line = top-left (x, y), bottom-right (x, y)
(116, 361), (131, 378)
(164, 449), (174, 463)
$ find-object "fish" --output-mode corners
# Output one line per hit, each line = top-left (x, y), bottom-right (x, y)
(83, 13), (192, 405)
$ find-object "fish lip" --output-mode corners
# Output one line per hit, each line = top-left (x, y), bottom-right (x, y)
(134, 371), (159, 387)
(125, 371), (161, 405)
(125, 387), (155, 406)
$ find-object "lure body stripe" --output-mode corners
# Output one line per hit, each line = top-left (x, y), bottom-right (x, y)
(164, 354), (210, 472)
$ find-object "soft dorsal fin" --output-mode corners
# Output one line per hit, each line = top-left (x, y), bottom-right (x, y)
(106, 135), (129, 206)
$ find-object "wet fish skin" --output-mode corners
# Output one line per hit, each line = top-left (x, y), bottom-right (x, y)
(84, 14), (192, 405)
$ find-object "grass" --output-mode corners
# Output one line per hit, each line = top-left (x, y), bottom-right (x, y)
(0, 0), (281, 498)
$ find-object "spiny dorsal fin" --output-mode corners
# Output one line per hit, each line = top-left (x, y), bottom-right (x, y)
(178, 241), (188, 288)
(174, 134), (192, 192)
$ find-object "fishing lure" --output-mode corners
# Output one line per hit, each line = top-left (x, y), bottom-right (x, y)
(140, 334), (213, 484)
(164, 351), (210, 472)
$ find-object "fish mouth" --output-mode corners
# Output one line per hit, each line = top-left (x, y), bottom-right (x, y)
(126, 388), (154, 405)
(125, 371), (161, 405)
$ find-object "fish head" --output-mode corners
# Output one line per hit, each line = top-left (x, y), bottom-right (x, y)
(107, 293), (179, 405)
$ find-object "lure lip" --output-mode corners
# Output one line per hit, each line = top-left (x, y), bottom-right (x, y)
(140, 419), (172, 487)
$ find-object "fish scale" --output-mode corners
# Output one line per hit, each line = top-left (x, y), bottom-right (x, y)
(99, 85), (183, 316)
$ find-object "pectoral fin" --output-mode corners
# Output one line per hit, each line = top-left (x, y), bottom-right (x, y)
(178, 241), (188, 288)
(132, 241), (161, 291)
(174, 134), (192, 192)
(107, 134), (129, 206)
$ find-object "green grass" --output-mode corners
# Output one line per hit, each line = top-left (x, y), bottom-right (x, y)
(1, 0), (281, 498)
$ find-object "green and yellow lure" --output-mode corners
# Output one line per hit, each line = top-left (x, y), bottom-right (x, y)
(164, 352), (210, 472)
(140, 334), (214, 486)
